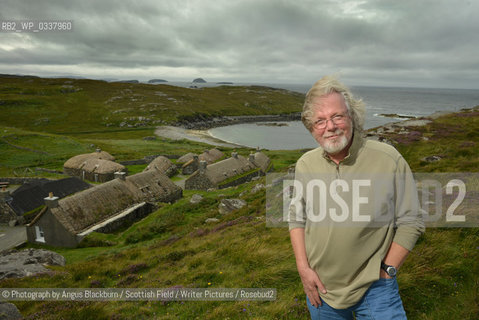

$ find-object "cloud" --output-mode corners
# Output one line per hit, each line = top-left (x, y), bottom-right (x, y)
(0, 0), (478, 88)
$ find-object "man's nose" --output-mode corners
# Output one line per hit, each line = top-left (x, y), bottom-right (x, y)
(325, 118), (337, 130)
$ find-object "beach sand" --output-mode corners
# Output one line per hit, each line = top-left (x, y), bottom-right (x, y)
(154, 126), (244, 148)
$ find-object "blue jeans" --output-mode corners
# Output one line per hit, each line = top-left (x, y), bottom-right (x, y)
(306, 278), (407, 319)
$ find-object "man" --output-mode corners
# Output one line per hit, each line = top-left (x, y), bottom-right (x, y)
(288, 76), (425, 319)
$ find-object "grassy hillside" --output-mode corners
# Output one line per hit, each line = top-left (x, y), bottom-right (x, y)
(0, 125), (235, 177)
(0, 75), (304, 136)
(3, 177), (478, 319)
(0, 76), (478, 319)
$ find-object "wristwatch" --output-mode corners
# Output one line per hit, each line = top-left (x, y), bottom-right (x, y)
(381, 262), (397, 277)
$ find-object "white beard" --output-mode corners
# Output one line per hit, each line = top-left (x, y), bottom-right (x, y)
(321, 130), (350, 154)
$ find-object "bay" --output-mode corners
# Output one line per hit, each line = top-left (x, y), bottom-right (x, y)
(154, 81), (479, 150)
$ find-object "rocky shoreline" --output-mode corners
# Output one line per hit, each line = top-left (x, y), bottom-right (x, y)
(174, 112), (302, 130)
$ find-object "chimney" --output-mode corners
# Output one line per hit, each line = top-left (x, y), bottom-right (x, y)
(115, 171), (126, 181)
(44, 192), (59, 209)
(199, 160), (207, 173)
(249, 153), (255, 162)
(0, 186), (11, 202)
(232, 152), (238, 159)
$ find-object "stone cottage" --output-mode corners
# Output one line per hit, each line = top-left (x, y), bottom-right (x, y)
(143, 156), (177, 177)
(64, 149), (126, 183)
(181, 148), (224, 175)
(181, 155), (199, 175)
(26, 170), (182, 247)
(176, 152), (197, 165)
(199, 148), (224, 163)
(184, 152), (272, 190)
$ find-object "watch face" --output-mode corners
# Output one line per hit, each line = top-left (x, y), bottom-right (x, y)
(387, 266), (397, 277)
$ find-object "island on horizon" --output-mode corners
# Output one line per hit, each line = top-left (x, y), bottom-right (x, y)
(148, 79), (168, 83)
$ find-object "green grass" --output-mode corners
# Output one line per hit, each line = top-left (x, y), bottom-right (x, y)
(6, 178), (478, 319)
(0, 125), (237, 177)
(0, 126), (91, 176)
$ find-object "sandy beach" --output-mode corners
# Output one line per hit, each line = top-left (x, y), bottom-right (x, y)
(154, 126), (245, 148)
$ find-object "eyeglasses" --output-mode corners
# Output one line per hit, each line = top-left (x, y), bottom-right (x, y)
(313, 114), (349, 129)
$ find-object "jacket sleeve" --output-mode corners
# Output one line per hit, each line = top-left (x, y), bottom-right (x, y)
(393, 156), (425, 251)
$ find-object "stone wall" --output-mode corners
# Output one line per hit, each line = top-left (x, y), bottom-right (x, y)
(119, 154), (180, 166)
(184, 173), (215, 190)
(0, 177), (51, 185)
(0, 202), (16, 224)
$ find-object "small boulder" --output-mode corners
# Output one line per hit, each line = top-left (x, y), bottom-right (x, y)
(0, 302), (23, 320)
(251, 183), (265, 194)
(218, 199), (247, 215)
(190, 194), (203, 204)
(205, 218), (220, 224)
(421, 155), (442, 162)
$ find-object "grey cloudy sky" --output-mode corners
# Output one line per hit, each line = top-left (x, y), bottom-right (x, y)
(1, 0), (478, 88)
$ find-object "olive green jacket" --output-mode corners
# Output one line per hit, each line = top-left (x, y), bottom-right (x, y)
(289, 134), (425, 308)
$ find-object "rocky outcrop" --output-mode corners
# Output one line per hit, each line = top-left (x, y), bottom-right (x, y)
(218, 199), (247, 215)
(175, 113), (301, 130)
(0, 249), (66, 280)
(0, 302), (22, 320)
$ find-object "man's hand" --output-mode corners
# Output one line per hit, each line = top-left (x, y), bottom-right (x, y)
(298, 266), (327, 307)
(289, 228), (327, 307)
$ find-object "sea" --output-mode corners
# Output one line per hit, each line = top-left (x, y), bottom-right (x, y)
(161, 81), (479, 150)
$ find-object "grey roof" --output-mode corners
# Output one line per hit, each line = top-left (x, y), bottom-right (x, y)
(8, 177), (91, 215)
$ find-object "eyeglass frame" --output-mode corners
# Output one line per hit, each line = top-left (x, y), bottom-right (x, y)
(312, 113), (350, 130)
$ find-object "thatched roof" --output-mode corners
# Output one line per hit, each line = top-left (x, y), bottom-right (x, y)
(185, 152), (272, 189)
(64, 150), (115, 169)
(251, 152), (272, 173)
(177, 152), (197, 164)
(143, 156), (176, 176)
(199, 148), (224, 164)
(47, 170), (181, 234)
(200, 154), (256, 185)
(78, 158), (125, 174)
